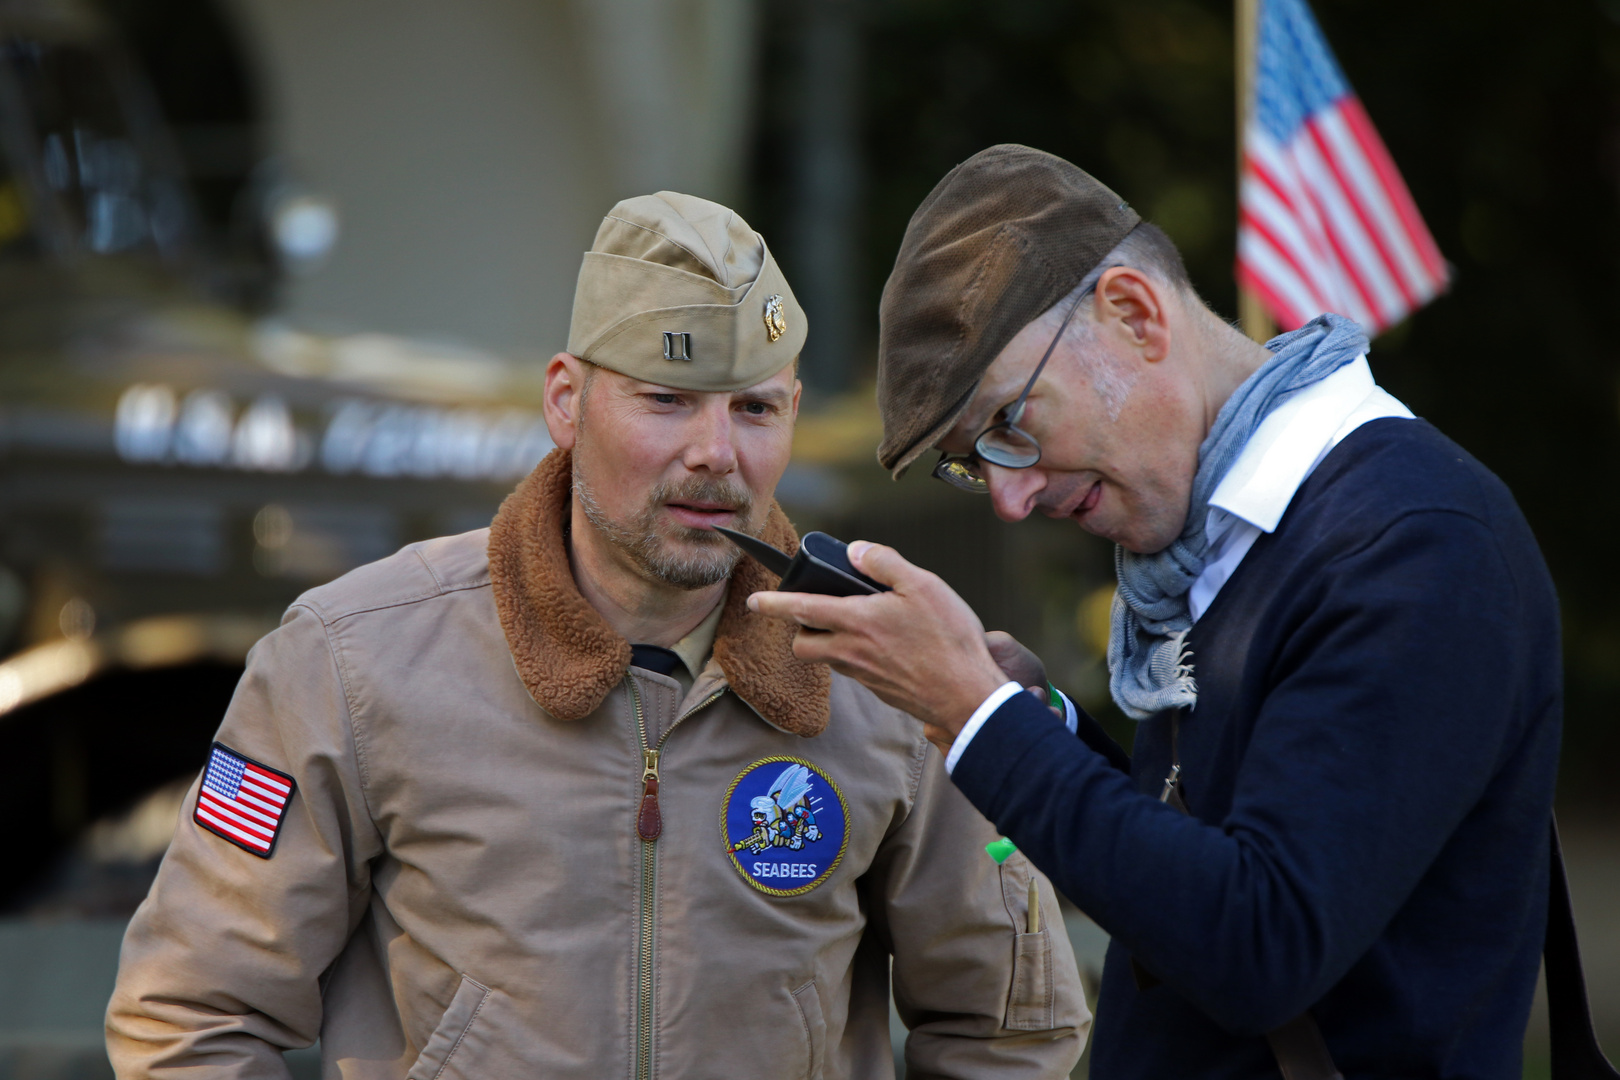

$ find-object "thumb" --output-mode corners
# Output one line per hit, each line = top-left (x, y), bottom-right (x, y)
(845, 540), (914, 588)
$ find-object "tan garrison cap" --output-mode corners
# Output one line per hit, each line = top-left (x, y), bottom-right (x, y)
(876, 145), (1140, 476)
(568, 192), (807, 392)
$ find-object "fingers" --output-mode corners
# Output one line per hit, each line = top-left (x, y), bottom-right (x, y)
(987, 629), (1041, 655)
(789, 625), (836, 665)
(845, 541), (920, 590)
(920, 722), (957, 756)
(983, 628), (1046, 689)
(985, 630), (1019, 664)
(748, 589), (862, 632)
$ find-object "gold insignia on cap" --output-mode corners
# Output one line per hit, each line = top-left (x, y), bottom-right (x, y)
(763, 295), (787, 343)
(568, 192), (807, 391)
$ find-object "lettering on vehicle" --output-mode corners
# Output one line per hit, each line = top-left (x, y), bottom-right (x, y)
(113, 383), (554, 481)
(721, 756), (849, 897)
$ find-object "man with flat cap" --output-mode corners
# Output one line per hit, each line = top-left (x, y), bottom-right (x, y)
(106, 191), (1088, 1079)
(752, 146), (1560, 1078)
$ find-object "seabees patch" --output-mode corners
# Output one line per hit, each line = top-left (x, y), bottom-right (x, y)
(722, 756), (848, 896)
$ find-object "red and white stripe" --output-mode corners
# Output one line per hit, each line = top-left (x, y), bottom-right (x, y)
(1239, 95), (1448, 334)
(197, 760), (292, 854)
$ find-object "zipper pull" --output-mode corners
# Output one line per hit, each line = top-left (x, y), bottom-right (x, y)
(1159, 763), (1182, 803)
(637, 748), (662, 841)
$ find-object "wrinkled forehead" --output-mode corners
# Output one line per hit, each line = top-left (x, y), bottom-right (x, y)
(585, 356), (799, 398)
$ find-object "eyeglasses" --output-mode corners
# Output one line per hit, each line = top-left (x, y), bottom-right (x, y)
(932, 284), (1090, 494)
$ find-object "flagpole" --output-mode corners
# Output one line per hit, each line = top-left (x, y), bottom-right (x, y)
(1236, 0), (1274, 343)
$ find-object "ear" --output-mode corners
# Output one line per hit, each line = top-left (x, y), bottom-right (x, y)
(1094, 266), (1171, 364)
(791, 378), (802, 422)
(544, 352), (587, 450)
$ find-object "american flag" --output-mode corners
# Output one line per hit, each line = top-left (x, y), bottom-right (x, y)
(194, 743), (295, 857)
(1237, 0), (1448, 334)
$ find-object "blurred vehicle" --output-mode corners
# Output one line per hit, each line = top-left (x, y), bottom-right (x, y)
(0, 0), (554, 914)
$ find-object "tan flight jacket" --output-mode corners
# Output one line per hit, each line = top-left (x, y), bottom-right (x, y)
(107, 450), (1088, 1079)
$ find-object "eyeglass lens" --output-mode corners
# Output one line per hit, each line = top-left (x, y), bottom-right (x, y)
(933, 456), (987, 492)
(975, 424), (1041, 468)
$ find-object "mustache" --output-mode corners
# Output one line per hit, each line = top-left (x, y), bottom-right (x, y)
(653, 476), (755, 519)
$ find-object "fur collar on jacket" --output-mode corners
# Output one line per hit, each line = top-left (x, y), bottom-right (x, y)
(488, 449), (831, 737)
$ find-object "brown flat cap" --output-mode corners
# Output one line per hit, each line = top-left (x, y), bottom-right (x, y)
(876, 145), (1140, 476)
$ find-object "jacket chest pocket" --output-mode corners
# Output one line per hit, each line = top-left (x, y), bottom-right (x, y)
(999, 858), (1056, 1031)
(1004, 930), (1055, 1030)
(406, 975), (490, 1080)
(791, 980), (826, 1080)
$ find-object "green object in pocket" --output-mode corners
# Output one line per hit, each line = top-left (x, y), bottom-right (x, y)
(985, 837), (1018, 865)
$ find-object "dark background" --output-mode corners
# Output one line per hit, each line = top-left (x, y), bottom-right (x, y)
(746, 0), (1620, 807)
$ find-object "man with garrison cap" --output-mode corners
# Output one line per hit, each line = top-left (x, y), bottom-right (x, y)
(751, 146), (1561, 1078)
(106, 191), (1088, 1079)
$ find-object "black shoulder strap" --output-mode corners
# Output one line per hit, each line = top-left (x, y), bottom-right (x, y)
(1546, 817), (1620, 1079)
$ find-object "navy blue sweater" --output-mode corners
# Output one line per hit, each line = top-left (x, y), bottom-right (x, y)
(954, 419), (1561, 1078)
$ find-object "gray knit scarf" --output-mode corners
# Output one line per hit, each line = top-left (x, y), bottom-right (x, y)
(1106, 313), (1369, 720)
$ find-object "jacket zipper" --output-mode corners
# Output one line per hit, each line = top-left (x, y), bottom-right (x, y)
(629, 678), (725, 1080)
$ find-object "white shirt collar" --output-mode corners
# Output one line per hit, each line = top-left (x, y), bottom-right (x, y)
(1207, 355), (1409, 534)
(1186, 356), (1413, 624)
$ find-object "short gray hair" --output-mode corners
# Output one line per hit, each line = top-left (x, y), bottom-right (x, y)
(1072, 221), (1191, 298)
(1034, 223), (1191, 419)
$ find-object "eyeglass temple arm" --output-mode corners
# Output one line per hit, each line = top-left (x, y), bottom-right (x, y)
(1004, 286), (1090, 425)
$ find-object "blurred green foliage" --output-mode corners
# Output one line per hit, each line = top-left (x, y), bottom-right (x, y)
(754, 0), (1620, 804)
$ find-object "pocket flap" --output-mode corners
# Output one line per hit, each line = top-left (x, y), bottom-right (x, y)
(406, 975), (490, 1080)
(792, 980), (826, 1080)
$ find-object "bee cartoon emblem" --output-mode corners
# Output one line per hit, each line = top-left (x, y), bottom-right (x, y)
(722, 757), (848, 896)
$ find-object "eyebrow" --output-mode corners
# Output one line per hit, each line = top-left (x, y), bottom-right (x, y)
(956, 383), (1019, 441)
(735, 386), (793, 404)
(625, 379), (790, 404)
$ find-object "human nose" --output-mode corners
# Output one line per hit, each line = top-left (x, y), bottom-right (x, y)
(983, 462), (1043, 522)
(683, 399), (739, 474)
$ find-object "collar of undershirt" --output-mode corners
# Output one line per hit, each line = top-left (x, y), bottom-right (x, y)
(669, 597), (725, 680)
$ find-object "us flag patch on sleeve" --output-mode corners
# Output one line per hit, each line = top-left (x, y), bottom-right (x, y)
(194, 743), (295, 858)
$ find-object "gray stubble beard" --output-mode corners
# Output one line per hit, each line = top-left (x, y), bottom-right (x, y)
(572, 458), (755, 591)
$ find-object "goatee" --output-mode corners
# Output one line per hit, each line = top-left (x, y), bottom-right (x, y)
(573, 467), (756, 590)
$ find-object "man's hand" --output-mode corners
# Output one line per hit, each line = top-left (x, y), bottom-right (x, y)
(747, 541), (1009, 755)
(986, 630), (1064, 719)
(986, 630), (1047, 695)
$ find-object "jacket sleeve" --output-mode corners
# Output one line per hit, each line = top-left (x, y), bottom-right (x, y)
(106, 603), (384, 1078)
(866, 736), (1090, 1080)
(953, 510), (1549, 1035)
